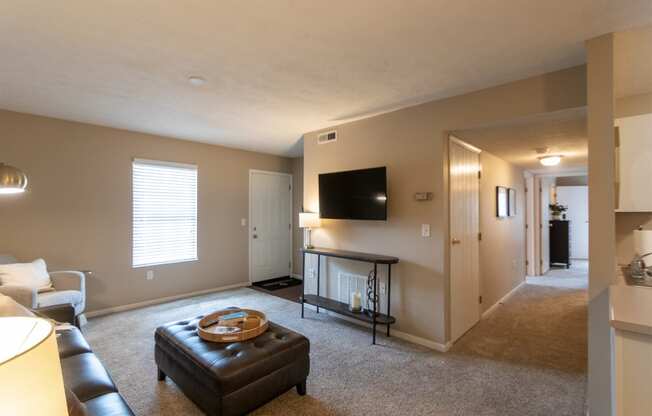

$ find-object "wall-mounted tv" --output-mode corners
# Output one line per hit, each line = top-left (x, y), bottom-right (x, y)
(318, 167), (387, 220)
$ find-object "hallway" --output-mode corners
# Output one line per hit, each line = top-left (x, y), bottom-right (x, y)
(451, 261), (587, 399)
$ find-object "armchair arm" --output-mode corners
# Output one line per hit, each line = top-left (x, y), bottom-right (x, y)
(34, 303), (76, 325)
(0, 285), (38, 308)
(49, 271), (85, 292)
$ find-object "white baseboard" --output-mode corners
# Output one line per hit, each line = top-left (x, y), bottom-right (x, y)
(303, 304), (451, 352)
(85, 282), (250, 318)
(481, 281), (525, 319)
(291, 273), (303, 280)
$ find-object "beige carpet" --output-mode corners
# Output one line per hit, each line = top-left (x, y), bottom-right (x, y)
(84, 267), (587, 416)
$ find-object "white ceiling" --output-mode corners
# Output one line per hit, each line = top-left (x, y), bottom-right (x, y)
(0, 1), (650, 156)
(455, 108), (588, 175)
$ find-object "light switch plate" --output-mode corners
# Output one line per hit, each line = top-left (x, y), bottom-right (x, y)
(421, 224), (431, 237)
(241, 218), (247, 226)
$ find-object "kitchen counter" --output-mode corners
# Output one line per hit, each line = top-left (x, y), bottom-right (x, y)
(610, 282), (652, 336)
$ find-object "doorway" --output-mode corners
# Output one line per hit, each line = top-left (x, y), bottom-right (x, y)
(556, 185), (589, 260)
(449, 136), (481, 342)
(249, 170), (293, 284)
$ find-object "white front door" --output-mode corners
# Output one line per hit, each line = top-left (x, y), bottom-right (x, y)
(556, 185), (589, 259)
(249, 171), (292, 283)
(449, 136), (481, 343)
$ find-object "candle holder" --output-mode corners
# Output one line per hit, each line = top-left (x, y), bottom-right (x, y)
(349, 289), (363, 313)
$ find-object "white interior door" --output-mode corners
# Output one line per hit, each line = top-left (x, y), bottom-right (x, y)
(250, 171), (292, 283)
(556, 185), (589, 259)
(449, 137), (481, 343)
(539, 177), (553, 274)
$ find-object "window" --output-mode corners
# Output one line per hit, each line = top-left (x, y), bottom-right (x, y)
(132, 159), (198, 267)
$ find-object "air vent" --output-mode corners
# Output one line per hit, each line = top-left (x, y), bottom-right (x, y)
(317, 130), (337, 144)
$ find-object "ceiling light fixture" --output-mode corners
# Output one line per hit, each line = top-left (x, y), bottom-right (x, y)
(0, 163), (28, 194)
(539, 155), (563, 166)
(188, 76), (206, 86)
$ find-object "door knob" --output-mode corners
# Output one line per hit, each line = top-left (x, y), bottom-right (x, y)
(451, 238), (461, 245)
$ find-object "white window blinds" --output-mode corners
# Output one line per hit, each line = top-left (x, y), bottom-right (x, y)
(132, 159), (198, 268)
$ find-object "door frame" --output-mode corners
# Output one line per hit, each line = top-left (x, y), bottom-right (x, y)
(448, 135), (482, 343)
(248, 169), (293, 284)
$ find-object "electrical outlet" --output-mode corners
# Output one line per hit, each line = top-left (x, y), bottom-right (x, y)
(241, 218), (247, 226)
(379, 282), (386, 295)
(146, 270), (154, 280)
(421, 224), (431, 237)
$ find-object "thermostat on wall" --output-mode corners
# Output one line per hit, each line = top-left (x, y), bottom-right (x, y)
(414, 192), (433, 201)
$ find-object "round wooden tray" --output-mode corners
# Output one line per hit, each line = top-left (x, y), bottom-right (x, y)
(198, 309), (268, 343)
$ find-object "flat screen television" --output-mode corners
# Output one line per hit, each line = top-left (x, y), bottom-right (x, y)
(318, 167), (387, 220)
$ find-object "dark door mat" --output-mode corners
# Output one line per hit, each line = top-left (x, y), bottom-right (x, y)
(252, 276), (303, 291)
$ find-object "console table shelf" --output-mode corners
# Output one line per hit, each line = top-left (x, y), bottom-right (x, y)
(302, 294), (396, 325)
(300, 247), (399, 344)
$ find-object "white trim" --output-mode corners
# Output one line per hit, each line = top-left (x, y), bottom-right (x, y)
(449, 135), (482, 154)
(292, 273), (303, 280)
(303, 305), (451, 352)
(85, 282), (249, 318)
(248, 169), (293, 284)
(480, 281), (525, 319)
(133, 158), (197, 170)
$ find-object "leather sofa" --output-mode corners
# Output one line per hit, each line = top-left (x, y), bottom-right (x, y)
(0, 294), (134, 416)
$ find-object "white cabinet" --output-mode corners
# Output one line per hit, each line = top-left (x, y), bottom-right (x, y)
(615, 113), (652, 212)
(611, 284), (652, 416)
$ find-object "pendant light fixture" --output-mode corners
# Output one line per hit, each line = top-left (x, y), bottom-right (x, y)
(0, 163), (28, 194)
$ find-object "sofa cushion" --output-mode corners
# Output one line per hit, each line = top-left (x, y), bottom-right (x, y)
(83, 392), (134, 416)
(60, 353), (118, 402)
(38, 289), (82, 308)
(0, 258), (52, 291)
(57, 327), (93, 358)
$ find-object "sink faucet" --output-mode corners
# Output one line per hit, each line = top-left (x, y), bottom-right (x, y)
(630, 252), (652, 279)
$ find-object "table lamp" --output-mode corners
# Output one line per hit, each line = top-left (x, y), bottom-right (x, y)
(299, 212), (321, 249)
(0, 317), (68, 415)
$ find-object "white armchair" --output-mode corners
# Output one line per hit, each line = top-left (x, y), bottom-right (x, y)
(0, 255), (86, 319)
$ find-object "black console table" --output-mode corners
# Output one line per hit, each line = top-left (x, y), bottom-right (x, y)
(300, 247), (399, 344)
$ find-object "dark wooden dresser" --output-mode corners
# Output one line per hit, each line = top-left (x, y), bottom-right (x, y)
(550, 220), (570, 268)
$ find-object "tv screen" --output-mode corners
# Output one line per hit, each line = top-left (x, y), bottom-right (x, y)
(318, 167), (387, 220)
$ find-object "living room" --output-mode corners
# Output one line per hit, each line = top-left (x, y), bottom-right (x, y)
(1, 2), (652, 416)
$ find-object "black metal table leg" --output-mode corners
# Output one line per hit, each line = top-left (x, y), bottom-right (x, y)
(372, 262), (377, 345)
(301, 251), (305, 318)
(316, 255), (321, 313)
(387, 264), (392, 337)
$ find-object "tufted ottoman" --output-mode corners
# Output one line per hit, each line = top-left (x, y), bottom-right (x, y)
(155, 315), (310, 416)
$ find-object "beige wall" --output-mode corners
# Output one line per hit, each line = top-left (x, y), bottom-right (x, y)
(303, 65), (586, 344)
(479, 151), (526, 313)
(291, 157), (304, 276)
(556, 175), (588, 186)
(615, 92), (652, 118)
(0, 110), (292, 312)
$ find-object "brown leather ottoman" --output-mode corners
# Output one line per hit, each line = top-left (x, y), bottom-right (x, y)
(155, 315), (310, 416)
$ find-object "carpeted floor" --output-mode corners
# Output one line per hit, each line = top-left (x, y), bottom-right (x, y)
(84, 265), (587, 416)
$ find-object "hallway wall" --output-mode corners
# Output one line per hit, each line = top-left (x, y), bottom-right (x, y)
(479, 151), (526, 314)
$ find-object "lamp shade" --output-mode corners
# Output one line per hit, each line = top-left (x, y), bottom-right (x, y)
(299, 212), (321, 228)
(0, 317), (68, 416)
(0, 163), (28, 194)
